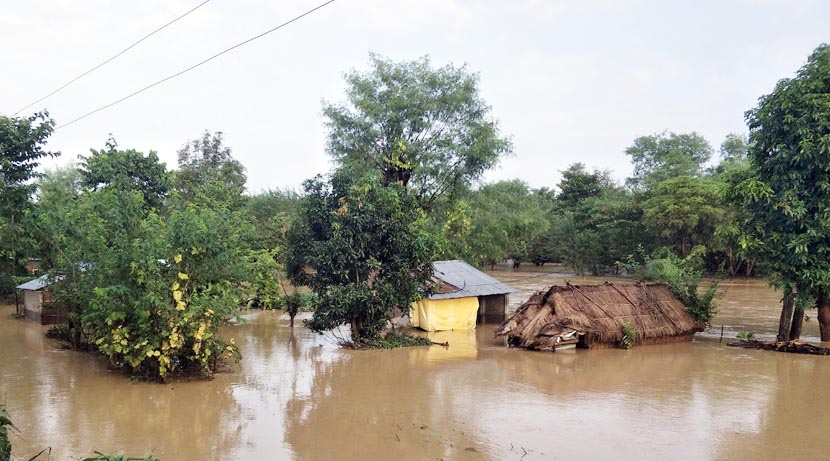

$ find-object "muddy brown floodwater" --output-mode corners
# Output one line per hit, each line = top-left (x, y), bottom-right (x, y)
(3, 270), (830, 460)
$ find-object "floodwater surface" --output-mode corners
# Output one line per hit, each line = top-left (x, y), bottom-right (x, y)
(2, 272), (830, 460)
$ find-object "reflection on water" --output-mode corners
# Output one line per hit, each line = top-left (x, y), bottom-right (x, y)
(2, 273), (830, 460)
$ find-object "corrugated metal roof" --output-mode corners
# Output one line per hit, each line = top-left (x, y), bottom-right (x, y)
(16, 274), (63, 291)
(429, 260), (515, 300)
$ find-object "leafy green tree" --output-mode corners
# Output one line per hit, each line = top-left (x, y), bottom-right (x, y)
(718, 133), (749, 163)
(710, 137), (761, 277)
(31, 163), (249, 379)
(323, 54), (512, 210)
(0, 111), (58, 294)
(625, 131), (712, 189)
(464, 180), (550, 267)
(285, 172), (436, 343)
(76, 191), (248, 380)
(80, 138), (173, 210)
(246, 188), (300, 253)
(0, 111), (58, 215)
(175, 131), (247, 209)
(742, 43), (830, 340)
(643, 176), (725, 257)
(556, 163), (614, 208)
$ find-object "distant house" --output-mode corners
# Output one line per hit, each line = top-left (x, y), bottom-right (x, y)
(496, 282), (703, 350)
(16, 274), (67, 324)
(410, 260), (515, 331)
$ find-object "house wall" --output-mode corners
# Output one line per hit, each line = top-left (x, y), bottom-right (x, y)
(478, 294), (509, 323)
(410, 297), (479, 331)
(23, 290), (43, 323)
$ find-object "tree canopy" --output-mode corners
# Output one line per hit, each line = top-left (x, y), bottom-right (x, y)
(175, 130), (247, 208)
(0, 111), (59, 215)
(80, 138), (173, 210)
(285, 171), (436, 342)
(625, 131), (712, 190)
(742, 43), (830, 339)
(323, 54), (512, 209)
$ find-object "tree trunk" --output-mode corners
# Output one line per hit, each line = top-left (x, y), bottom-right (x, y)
(818, 290), (830, 341)
(789, 306), (805, 340)
(777, 288), (794, 342)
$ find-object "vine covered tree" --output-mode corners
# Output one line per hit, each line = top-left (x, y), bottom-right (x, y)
(285, 171), (436, 343)
(323, 54), (512, 210)
(743, 43), (830, 340)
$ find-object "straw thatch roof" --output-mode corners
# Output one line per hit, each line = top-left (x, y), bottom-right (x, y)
(495, 282), (702, 350)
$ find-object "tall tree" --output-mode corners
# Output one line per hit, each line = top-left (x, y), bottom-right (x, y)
(285, 172), (436, 342)
(175, 131), (246, 209)
(743, 43), (830, 340)
(323, 54), (512, 210)
(464, 180), (550, 267)
(625, 132), (712, 190)
(80, 138), (173, 210)
(0, 111), (58, 294)
(556, 163), (614, 208)
(718, 133), (749, 163)
(643, 176), (725, 257)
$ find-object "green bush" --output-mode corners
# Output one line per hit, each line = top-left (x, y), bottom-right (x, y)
(641, 250), (718, 325)
(620, 321), (637, 349)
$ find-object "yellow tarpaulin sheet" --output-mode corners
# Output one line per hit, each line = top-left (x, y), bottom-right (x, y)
(410, 297), (479, 331)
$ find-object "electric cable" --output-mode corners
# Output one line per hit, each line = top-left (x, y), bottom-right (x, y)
(57, 0), (336, 130)
(13, 0), (213, 116)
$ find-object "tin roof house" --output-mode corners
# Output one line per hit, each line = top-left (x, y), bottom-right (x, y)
(16, 274), (68, 324)
(410, 260), (515, 331)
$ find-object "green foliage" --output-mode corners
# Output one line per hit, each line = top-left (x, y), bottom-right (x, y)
(354, 332), (432, 349)
(246, 188), (299, 253)
(286, 172), (436, 343)
(711, 150), (762, 277)
(625, 131), (712, 190)
(0, 401), (13, 461)
(0, 111), (59, 295)
(323, 54), (511, 210)
(736, 331), (755, 340)
(80, 138), (173, 210)
(742, 43), (830, 310)
(544, 168), (647, 275)
(245, 249), (283, 309)
(284, 290), (303, 324)
(642, 176), (725, 257)
(641, 250), (718, 325)
(175, 131), (247, 209)
(620, 321), (636, 349)
(0, 111), (59, 215)
(84, 203), (248, 380)
(556, 163), (614, 208)
(34, 174), (250, 380)
(463, 180), (549, 266)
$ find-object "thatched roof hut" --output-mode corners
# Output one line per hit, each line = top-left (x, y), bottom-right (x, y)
(495, 282), (702, 350)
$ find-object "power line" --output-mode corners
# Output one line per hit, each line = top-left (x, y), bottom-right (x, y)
(58, 0), (337, 130)
(14, 0), (213, 116)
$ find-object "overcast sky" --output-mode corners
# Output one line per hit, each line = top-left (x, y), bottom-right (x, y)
(1, 0), (827, 193)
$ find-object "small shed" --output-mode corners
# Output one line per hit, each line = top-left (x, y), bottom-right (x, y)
(16, 274), (67, 324)
(410, 260), (515, 331)
(496, 282), (703, 350)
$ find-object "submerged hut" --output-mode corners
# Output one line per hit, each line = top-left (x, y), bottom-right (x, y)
(410, 260), (515, 331)
(495, 282), (702, 350)
(16, 274), (68, 324)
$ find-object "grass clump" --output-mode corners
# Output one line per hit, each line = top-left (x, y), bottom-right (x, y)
(350, 332), (432, 349)
(619, 321), (637, 349)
